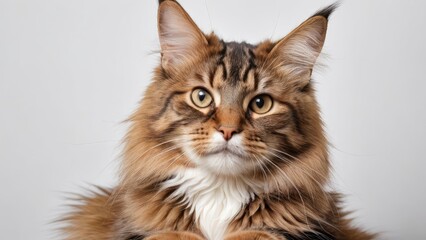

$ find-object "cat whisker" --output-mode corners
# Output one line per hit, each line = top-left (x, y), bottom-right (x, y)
(266, 148), (341, 234)
(268, 147), (330, 184)
(134, 142), (192, 174)
(118, 138), (192, 192)
(254, 153), (281, 194)
(111, 137), (189, 201)
(111, 144), (187, 207)
(257, 154), (313, 234)
(269, 149), (329, 193)
(267, 150), (316, 201)
(132, 142), (209, 205)
(124, 137), (186, 162)
(250, 153), (268, 182)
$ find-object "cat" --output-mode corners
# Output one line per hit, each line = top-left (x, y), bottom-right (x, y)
(60, 1), (376, 239)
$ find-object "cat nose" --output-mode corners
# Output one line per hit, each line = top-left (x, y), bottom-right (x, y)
(218, 126), (238, 141)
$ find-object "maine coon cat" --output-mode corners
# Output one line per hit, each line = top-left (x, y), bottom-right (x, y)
(61, 1), (376, 239)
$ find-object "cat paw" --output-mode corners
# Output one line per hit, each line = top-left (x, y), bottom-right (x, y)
(145, 231), (205, 240)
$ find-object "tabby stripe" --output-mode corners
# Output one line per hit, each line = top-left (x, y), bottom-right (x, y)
(153, 91), (186, 119)
(217, 43), (228, 81)
(253, 72), (259, 90)
(243, 49), (257, 82)
(219, 41), (227, 57)
(195, 73), (206, 85)
(208, 67), (216, 87)
(218, 62), (227, 81)
(210, 43), (227, 87)
(125, 235), (145, 240)
(204, 106), (216, 122)
(278, 101), (304, 136)
(242, 61), (256, 83)
(211, 62), (226, 88)
(228, 43), (245, 85)
(261, 77), (274, 89)
(243, 63), (256, 82)
(161, 117), (197, 135)
(271, 132), (312, 157)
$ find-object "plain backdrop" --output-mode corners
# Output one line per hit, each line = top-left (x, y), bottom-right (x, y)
(1, 0), (425, 239)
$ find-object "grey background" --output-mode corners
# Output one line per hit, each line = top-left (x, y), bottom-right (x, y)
(1, 0), (425, 239)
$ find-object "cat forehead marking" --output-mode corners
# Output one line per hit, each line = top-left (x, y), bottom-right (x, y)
(212, 41), (258, 104)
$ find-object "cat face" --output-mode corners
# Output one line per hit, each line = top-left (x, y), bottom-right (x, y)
(161, 40), (317, 176)
(126, 1), (331, 181)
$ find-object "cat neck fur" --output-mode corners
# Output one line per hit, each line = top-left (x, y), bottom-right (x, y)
(162, 167), (265, 240)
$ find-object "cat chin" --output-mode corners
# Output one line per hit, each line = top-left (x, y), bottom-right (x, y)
(183, 132), (253, 176)
(183, 146), (249, 176)
(199, 151), (249, 176)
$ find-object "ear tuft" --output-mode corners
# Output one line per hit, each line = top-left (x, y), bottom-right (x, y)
(265, 4), (336, 84)
(312, 2), (339, 20)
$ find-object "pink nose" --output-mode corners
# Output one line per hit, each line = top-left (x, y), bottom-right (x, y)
(218, 126), (238, 141)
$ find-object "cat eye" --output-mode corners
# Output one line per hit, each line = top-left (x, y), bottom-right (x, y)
(250, 95), (273, 114)
(191, 88), (213, 108)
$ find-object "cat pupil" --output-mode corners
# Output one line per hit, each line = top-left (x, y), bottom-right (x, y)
(255, 98), (264, 108)
(198, 91), (206, 102)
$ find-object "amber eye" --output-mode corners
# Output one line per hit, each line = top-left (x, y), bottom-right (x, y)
(250, 95), (273, 114)
(191, 88), (213, 108)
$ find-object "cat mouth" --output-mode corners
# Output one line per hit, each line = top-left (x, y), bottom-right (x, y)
(207, 145), (245, 158)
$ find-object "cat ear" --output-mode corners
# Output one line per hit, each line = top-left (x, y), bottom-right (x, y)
(266, 4), (337, 85)
(158, 0), (208, 71)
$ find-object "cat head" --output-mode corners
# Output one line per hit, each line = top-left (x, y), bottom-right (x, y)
(123, 0), (335, 191)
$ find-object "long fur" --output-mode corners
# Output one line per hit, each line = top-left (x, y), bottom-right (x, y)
(60, 1), (376, 240)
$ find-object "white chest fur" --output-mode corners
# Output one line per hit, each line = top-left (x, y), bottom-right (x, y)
(163, 168), (253, 240)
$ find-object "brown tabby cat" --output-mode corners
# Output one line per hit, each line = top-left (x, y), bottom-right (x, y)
(61, 1), (376, 239)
